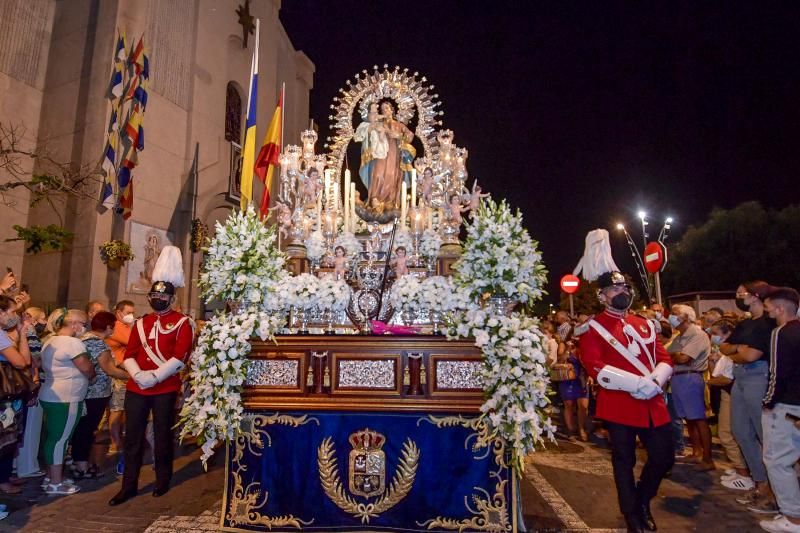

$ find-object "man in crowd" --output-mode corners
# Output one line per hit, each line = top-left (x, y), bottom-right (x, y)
(759, 287), (800, 533)
(667, 304), (713, 470)
(85, 300), (106, 321)
(555, 310), (572, 340)
(579, 271), (674, 532)
(702, 307), (724, 331)
(110, 246), (194, 505)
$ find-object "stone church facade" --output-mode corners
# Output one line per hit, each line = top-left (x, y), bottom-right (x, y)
(0, 0), (314, 316)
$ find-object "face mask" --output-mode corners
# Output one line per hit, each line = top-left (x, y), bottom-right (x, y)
(610, 293), (632, 311)
(75, 326), (86, 337)
(711, 335), (723, 346)
(121, 313), (135, 325)
(704, 327), (712, 334)
(668, 315), (682, 328)
(34, 323), (46, 336)
(149, 298), (171, 312)
(654, 312), (663, 321)
(735, 298), (750, 312)
(2, 315), (19, 330)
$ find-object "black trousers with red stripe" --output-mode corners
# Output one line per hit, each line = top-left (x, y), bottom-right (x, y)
(606, 421), (675, 517)
(121, 390), (176, 493)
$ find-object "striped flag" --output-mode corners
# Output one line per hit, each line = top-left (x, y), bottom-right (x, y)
(254, 90), (282, 218)
(99, 30), (127, 211)
(110, 32), (126, 98)
(239, 19), (260, 211)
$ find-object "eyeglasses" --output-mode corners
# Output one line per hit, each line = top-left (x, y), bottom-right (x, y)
(735, 291), (750, 298)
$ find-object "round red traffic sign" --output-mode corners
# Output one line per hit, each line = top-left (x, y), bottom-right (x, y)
(644, 241), (668, 273)
(560, 274), (581, 294)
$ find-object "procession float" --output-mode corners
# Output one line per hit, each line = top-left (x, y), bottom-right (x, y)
(180, 66), (554, 533)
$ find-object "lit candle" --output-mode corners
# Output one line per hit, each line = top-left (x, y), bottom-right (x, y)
(400, 181), (407, 228)
(410, 170), (417, 207)
(333, 181), (339, 213)
(350, 182), (357, 232)
(324, 169), (331, 208)
(413, 208), (423, 235)
(343, 170), (351, 232)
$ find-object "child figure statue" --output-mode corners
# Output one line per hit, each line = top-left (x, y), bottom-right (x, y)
(447, 194), (470, 226)
(333, 246), (348, 280)
(392, 246), (409, 278)
(466, 182), (490, 218)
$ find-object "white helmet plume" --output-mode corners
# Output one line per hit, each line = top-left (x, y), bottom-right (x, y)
(573, 229), (619, 282)
(151, 245), (185, 288)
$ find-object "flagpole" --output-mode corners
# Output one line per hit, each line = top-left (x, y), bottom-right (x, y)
(277, 82), (286, 249)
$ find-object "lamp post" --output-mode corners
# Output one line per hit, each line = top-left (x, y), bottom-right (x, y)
(651, 217), (673, 306)
(616, 223), (652, 303)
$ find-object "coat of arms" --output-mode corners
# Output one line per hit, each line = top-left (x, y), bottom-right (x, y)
(348, 429), (386, 497)
(317, 428), (420, 524)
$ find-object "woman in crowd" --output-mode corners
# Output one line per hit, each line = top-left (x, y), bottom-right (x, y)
(556, 335), (590, 441)
(719, 281), (777, 512)
(0, 295), (32, 495)
(707, 318), (752, 490)
(38, 309), (95, 495)
(70, 311), (128, 478)
(13, 306), (46, 479)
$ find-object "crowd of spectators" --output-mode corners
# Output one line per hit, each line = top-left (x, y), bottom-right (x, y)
(0, 269), (195, 520)
(543, 281), (800, 533)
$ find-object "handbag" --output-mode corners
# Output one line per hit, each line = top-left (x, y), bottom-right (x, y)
(0, 362), (37, 402)
(550, 363), (577, 382)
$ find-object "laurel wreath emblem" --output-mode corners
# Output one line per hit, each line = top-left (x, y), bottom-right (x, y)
(317, 436), (419, 523)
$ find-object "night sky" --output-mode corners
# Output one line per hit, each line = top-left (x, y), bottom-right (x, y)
(280, 2), (800, 301)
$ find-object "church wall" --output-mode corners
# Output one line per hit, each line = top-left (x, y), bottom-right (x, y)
(4, 0), (312, 315)
(0, 0), (55, 276)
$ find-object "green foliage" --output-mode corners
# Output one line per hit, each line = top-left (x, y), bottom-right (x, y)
(6, 224), (73, 254)
(663, 202), (800, 295)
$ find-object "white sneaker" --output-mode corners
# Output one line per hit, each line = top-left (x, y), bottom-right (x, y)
(760, 515), (800, 532)
(722, 474), (756, 491)
(722, 472), (738, 481)
(724, 467), (736, 475)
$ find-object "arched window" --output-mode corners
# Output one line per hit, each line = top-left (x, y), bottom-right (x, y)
(225, 82), (243, 142)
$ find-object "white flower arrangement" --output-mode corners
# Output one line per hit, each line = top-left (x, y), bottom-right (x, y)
(179, 309), (285, 465)
(183, 206), (289, 466)
(388, 274), (422, 311)
(451, 198), (547, 304)
(317, 274), (351, 312)
(304, 230), (326, 262)
(418, 275), (452, 312)
(419, 228), (442, 259)
(449, 308), (556, 474)
(392, 227), (413, 254)
(198, 205), (288, 305)
(334, 231), (362, 260)
(279, 272), (320, 310)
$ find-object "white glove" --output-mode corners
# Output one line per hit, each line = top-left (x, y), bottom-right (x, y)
(151, 358), (185, 383)
(633, 376), (662, 400)
(649, 362), (673, 388)
(135, 370), (158, 389)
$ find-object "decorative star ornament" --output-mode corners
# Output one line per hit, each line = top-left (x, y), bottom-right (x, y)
(236, 0), (255, 49)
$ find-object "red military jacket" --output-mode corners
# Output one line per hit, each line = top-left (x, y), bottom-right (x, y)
(124, 309), (194, 396)
(578, 309), (672, 428)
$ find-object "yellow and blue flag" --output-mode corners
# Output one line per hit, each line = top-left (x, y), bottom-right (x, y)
(239, 19), (259, 210)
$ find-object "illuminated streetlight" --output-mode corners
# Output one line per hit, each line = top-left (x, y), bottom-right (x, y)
(616, 223), (625, 230)
(637, 210), (647, 220)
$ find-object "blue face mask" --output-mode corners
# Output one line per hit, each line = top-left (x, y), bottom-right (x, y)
(711, 335), (724, 346)
(2, 315), (19, 330)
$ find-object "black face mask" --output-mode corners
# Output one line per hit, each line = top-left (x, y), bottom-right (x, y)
(34, 323), (46, 336)
(149, 298), (171, 312)
(735, 298), (750, 312)
(610, 293), (633, 311)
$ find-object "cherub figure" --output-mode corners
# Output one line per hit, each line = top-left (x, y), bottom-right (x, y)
(333, 246), (348, 280)
(302, 168), (321, 207)
(273, 201), (293, 239)
(392, 246), (409, 278)
(447, 194), (469, 226)
(466, 181), (491, 218)
(420, 167), (434, 206)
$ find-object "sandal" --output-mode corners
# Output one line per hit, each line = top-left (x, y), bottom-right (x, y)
(40, 477), (75, 489)
(44, 482), (80, 495)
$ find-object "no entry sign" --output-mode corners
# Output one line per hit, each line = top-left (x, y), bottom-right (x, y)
(644, 241), (668, 273)
(560, 274), (580, 294)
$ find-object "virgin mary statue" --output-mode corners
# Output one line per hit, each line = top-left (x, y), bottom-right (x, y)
(353, 101), (415, 210)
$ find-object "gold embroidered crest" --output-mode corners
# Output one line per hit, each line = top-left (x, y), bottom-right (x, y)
(348, 429), (386, 498)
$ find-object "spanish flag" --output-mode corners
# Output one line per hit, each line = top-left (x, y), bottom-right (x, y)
(239, 19), (259, 211)
(254, 91), (282, 218)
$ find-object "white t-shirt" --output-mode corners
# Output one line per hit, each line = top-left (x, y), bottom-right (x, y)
(39, 335), (89, 403)
(546, 337), (559, 366)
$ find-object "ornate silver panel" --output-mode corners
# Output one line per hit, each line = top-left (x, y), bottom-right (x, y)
(435, 360), (483, 390)
(337, 359), (395, 389)
(245, 359), (299, 387)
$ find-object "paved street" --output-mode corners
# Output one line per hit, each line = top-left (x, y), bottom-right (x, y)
(0, 428), (772, 532)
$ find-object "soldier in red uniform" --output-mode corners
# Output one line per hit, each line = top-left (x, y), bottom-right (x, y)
(110, 246), (194, 506)
(579, 271), (674, 532)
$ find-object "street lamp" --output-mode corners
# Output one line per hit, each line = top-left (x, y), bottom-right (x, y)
(615, 223), (652, 303)
(637, 210), (649, 251)
(658, 216), (673, 243)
